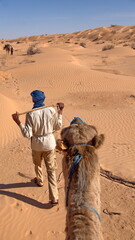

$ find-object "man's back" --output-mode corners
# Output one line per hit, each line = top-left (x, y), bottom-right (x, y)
(20, 106), (62, 151)
(29, 107), (56, 136)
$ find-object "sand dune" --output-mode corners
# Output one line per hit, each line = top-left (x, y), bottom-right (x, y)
(0, 92), (21, 147)
(0, 25), (135, 240)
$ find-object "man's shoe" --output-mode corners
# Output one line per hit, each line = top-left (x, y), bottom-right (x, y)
(50, 200), (59, 206)
(34, 177), (43, 187)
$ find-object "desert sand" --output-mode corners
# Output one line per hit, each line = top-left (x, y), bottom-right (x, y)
(0, 25), (135, 240)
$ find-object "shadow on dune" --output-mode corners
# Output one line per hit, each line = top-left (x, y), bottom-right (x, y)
(0, 181), (52, 209)
(0, 181), (36, 189)
(0, 189), (52, 209)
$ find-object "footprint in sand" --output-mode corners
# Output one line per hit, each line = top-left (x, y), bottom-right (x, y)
(0, 72), (20, 94)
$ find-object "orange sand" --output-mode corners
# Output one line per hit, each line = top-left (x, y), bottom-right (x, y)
(0, 25), (135, 240)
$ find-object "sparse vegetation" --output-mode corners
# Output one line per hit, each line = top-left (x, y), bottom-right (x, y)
(123, 43), (129, 47)
(27, 45), (40, 55)
(110, 24), (118, 27)
(65, 39), (70, 43)
(102, 44), (114, 51)
(96, 41), (104, 44)
(80, 42), (86, 48)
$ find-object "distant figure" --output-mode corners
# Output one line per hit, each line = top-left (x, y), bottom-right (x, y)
(3, 44), (13, 55)
(11, 46), (14, 55)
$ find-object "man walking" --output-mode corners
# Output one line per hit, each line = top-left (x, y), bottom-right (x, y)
(12, 90), (64, 206)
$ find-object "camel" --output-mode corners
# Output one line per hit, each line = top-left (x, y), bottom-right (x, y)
(3, 44), (13, 55)
(57, 119), (104, 240)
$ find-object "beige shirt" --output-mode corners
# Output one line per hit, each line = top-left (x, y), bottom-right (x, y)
(19, 107), (62, 151)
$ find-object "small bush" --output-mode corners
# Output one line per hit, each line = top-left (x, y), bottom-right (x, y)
(102, 45), (114, 51)
(123, 43), (129, 47)
(27, 45), (40, 55)
(80, 42), (86, 48)
(110, 24), (118, 27)
(96, 41), (104, 44)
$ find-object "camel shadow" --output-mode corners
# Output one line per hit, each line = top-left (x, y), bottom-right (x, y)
(0, 181), (52, 209)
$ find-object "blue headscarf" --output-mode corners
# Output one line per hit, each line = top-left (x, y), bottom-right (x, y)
(70, 117), (86, 125)
(31, 90), (45, 109)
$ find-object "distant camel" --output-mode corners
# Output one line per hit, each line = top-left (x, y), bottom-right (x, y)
(3, 44), (13, 55)
(57, 119), (104, 240)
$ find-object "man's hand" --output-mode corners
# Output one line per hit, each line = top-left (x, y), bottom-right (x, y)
(56, 102), (64, 114)
(12, 112), (21, 125)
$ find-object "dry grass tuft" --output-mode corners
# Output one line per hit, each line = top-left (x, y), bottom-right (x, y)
(80, 42), (86, 48)
(27, 45), (40, 55)
(102, 44), (114, 51)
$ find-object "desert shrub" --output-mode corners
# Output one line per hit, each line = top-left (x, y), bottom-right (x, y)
(96, 41), (104, 44)
(131, 43), (135, 50)
(110, 24), (118, 27)
(102, 45), (114, 51)
(123, 43), (129, 47)
(27, 45), (40, 55)
(80, 42), (86, 48)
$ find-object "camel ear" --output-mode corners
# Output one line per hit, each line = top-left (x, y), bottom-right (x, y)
(56, 139), (68, 151)
(91, 134), (105, 149)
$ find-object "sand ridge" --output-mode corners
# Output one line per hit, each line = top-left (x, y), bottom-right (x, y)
(0, 25), (135, 240)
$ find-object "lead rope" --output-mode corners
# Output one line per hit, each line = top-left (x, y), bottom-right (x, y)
(66, 154), (83, 207)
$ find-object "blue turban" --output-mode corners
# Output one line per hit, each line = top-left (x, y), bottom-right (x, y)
(70, 117), (86, 125)
(31, 90), (46, 109)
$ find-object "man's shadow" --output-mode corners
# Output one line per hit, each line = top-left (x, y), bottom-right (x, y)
(0, 180), (52, 209)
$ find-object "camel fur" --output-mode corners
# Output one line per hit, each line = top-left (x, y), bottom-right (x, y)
(59, 122), (104, 240)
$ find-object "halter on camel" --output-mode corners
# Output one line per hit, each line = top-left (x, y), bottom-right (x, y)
(65, 142), (101, 222)
(58, 117), (102, 221)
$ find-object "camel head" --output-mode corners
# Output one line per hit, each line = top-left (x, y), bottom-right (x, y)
(56, 122), (105, 152)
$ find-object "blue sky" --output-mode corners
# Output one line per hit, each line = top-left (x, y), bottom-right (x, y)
(0, 0), (135, 39)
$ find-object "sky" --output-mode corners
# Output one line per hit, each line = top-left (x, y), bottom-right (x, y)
(0, 0), (135, 39)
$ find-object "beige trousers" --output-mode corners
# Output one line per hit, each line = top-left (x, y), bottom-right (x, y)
(32, 149), (58, 201)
